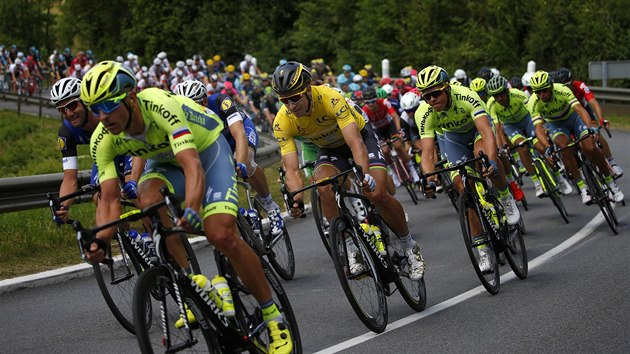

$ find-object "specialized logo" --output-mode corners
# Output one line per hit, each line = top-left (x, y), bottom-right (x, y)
(57, 136), (67, 150)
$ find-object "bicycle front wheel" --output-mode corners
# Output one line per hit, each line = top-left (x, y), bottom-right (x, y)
(582, 163), (618, 234)
(311, 189), (332, 257)
(458, 192), (500, 295)
(375, 215), (426, 312)
(133, 266), (220, 353)
(504, 225), (528, 279)
(536, 161), (569, 224)
(330, 216), (388, 333)
(93, 232), (146, 334)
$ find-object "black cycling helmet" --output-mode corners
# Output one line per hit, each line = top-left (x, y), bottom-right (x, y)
(271, 61), (311, 97)
(476, 67), (493, 81)
(509, 76), (523, 90)
(555, 67), (572, 84)
(363, 86), (377, 101)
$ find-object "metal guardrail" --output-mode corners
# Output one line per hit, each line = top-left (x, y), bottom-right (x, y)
(0, 91), (55, 118)
(0, 137), (280, 213)
(589, 87), (630, 103)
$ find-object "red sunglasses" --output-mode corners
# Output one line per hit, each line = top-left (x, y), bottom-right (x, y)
(57, 99), (81, 114)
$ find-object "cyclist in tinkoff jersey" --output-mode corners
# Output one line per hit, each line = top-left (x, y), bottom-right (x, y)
(470, 76), (525, 201)
(174, 79), (286, 237)
(81, 61), (292, 353)
(486, 75), (573, 198)
(49, 77), (139, 223)
(554, 67), (623, 178)
(272, 61), (425, 281)
(416, 66), (520, 271)
(527, 70), (623, 205)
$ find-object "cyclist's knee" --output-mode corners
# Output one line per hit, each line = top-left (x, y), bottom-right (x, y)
(205, 218), (240, 253)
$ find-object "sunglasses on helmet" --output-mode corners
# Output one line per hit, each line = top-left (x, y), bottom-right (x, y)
(89, 93), (127, 115)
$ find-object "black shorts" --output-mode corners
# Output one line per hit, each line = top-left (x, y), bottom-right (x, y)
(315, 124), (387, 173)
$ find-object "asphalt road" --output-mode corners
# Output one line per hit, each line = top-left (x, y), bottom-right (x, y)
(1, 132), (628, 353)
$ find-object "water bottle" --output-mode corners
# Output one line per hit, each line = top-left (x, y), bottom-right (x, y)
(129, 229), (155, 258)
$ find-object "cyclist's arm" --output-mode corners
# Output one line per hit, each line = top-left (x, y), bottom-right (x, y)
(495, 122), (508, 148)
(129, 156), (145, 183)
(587, 97), (605, 123)
(94, 178), (122, 242)
(59, 169), (79, 208)
(229, 120), (249, 165)
(573, 103), (593, 127)
(474, 114), (499, 162)
(420, 137), (436, 177)
(390, 111), (402, 132)
(534, 121), (551, 149)
(175, 148), (204, 213)
(281, 151), (304, 201)
(341, 122), (369, 173)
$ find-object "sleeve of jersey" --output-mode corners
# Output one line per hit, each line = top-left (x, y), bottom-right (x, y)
(153, 99), (197, 155)
(526, 98), (544, 125)
(215, 94), (243, 126)
(58, 125), (79, 170)
(334, 99), (363, 130)
(274, 109), (297, 155)
(90, 125), (119, 183)
(415, 106), (435, 139)
(470, 98), (488, 121)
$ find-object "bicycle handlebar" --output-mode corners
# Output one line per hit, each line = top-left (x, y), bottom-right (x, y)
(419, 152), (491, 197)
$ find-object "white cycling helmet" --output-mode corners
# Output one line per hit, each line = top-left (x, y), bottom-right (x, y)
(14, 58), (22, 65)
(153, 58), (162, 65)
(400, 66), (412, 78)
(175, 79), (207, 102)
(50, 77), (81, 105)
(454, 69), (466, 80)
(521, 72), (533, 87)
(353, 74), (363, 82)
(186, 58), (194, 66)
(116, 56), (124, 63)
(490, 68), (500, 77)
(382, 84), (393, 95)
(400, 91), (421, 111)
(127, 53), (135, 60)
(157, 51), (167, 59)
(176, 60), (185, 68)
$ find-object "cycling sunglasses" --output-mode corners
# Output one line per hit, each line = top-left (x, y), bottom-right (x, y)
(56, 98), (81, 114)
(365, 98), (377, 104)
(89, 93), (127, 115)
(422, 85), (447, 101)
(279, 88), (307, 105)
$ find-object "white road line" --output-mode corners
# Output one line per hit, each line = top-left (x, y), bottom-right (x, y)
(314, 211), (606, 354)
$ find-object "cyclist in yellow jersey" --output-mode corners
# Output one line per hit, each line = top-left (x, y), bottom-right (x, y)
(81, 61), (292, 353)
(273, 61), (425, 281)
(527, 70), (623, 204)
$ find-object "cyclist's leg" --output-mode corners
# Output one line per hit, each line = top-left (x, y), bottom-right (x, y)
(300, 140), (319, 179)
(313, 148), (345, 222)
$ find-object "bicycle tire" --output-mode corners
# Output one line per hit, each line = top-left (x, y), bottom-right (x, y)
(582, 162), (618, 234)
(93, 231), (146, 334)
(486, 194), (528, 280)
(404, 181), (419, 205)
(237, 212), (266, 255)
(374, 215), (426, 312)
(253, 198), (295, 280)
(311, 188), (332, 257)
(216, 251), (303, 353)
(458, 192), (500, 295)
(520, 193), (529, 211)
(133, 266), (221, 353)
(536, 160), (569, 224)
(330, 215), (388, 333)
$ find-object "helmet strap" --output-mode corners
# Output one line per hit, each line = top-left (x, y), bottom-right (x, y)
(122, 97), (134, 130)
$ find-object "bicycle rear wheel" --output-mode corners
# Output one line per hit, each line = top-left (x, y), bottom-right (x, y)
(216, 251), (302, 353)
(536, 161), (569, 224)
(375, 215), (426, 312)
(93, 231), (146, 334)
(311, 188), (332, 257)
(330, 215), (388, 333)
(133, 266), (220, 353)
(458, 192), (500, 295)
(503, 225), (528, 279)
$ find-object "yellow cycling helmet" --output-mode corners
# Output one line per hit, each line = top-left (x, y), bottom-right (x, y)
(529, 70), (553, 91)
(470, 77), (487, 93)
(359, 69), (368, 77)
(206, 59), (214, 66)
(80, 60), (136, 105)
(213, 54), (221, 62)
(243, 73), (251, 81)
(226, 64), (235, 72)
(416, 65), (449, 92)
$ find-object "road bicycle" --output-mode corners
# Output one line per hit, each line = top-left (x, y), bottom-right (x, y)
(284, 161), (426, 333)
(279, 161), (333, 257)
(421, 152), (528, 295)
(554, 129), (620, 234)
(512, 137), (569, 224)
(501, 146), (529, 211)
(382, 136), (419, 204)
(47, 184), (200, 334)
(237, 175), (296, 280)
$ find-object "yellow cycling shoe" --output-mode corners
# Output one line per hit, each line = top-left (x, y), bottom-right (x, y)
(175, 304), (196, 329)
(267, 320), (293, 354)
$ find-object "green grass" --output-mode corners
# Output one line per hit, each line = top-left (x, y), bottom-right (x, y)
(0, 110), (299, 280)
(608, 113), (630, 132)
